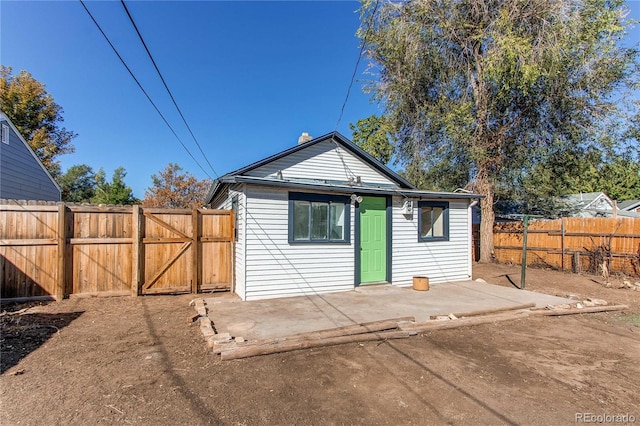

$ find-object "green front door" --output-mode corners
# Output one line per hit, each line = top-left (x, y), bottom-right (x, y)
(360, 196), (387, 284)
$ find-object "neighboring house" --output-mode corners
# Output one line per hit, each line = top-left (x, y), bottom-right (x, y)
(618, 200), (640, 214)
(206, 131), (481, 301)
(559, 192), (640, 218)
(0, 111), (61, 201)
(560, 192), (615, 216)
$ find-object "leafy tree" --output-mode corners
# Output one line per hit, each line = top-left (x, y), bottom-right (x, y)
(91, 167), (139, 205)
(58, 164), (97, 203)
(499, 148), (640, 215)
(143, 163), (212, 209)
(624, 100), (640, 158)
(349, 115), (395, 164)
(350, 115), (471, 190)
(359, 0), (638, 261)
(0, 66), (76, 176)
(595, 156), (640, 201)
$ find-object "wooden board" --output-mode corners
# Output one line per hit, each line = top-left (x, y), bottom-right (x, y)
(0, 204), (234, 299)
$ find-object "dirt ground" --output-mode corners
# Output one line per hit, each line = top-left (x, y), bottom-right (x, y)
(1, 264), (639, 425)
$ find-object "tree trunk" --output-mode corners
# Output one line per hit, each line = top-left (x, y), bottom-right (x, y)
(477, 172), (495, 263)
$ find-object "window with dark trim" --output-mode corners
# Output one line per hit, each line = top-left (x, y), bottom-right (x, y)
(418, 201), (449, 241)
(288, 192), (350, 243)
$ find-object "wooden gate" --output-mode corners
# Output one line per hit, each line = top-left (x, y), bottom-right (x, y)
(141, 209), (194, 294)
(139, 208), (233, 295)
(0, 202), (234, 300)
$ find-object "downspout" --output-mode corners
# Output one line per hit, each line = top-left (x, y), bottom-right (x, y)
(241, 183), (248, 300)
(468, 199), (479, 279)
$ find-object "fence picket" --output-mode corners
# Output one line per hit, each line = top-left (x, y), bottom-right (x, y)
(1, 202), (234, 300)
(493, 218), (640, 276)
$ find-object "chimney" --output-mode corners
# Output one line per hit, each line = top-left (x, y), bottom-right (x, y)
(298, 132), (313, 145)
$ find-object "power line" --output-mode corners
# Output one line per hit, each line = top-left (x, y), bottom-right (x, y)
(331, 0), (381, 181)
(334, 0), (380, 132)
(120, 0), (219, 178)
(79, 0), (213, 179)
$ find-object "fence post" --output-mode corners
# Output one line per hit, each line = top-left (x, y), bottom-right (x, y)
(572, 252), (581, 274)
(192, 208), (200, 294)
(520, 215), (529, 290)
(561, 217), (565, 271)
(131, 205), (144, 297)
(56, 204), (67, 300)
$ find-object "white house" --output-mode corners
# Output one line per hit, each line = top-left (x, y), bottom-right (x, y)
(206, 132), (480, 301)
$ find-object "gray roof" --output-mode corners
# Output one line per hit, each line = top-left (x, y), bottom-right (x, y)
(205, 131), (481, 204)
(560, 192), (612, 210)
(618, 200), (640, 211)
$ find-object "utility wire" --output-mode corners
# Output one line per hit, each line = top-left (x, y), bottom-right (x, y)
(334, 0), (380, 132)
(120, 0), (219, 178)
(331, 0), (381, 182)
(79, 0), (213, 179)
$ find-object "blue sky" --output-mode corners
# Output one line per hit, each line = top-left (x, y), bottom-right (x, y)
(1, 0), (382, 197)
(2, 1), (639, 198)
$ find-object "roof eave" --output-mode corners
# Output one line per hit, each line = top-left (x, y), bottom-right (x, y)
(204, 176), (237, 205)
(231, 176), (482, 199)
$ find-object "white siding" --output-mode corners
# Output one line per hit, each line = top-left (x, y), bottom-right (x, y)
(392, 197), (471, 286)
(211, 184), (246, 299)
(245, 140), (395, 186)
(243, 185), (355, 300)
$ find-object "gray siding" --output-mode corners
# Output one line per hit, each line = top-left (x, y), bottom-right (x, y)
(243, 185), (355, 300)
(245, 140), (395, 186)
(0, 118), (60, 201)
(392, 197), (471, 286)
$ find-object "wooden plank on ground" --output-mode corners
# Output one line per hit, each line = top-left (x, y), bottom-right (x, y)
(402, 310), (533, 334)
(220, 330), (414, 361)
(434, 303), (536, 320)
(531, 305), (629, 316)
(213, 317), (415, 355)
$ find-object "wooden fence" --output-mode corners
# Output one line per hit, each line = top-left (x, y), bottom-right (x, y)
(0, 202), (234, 300)
(493, 217), (640, 276)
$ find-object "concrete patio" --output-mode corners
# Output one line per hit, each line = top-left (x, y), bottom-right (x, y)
(203, 280), (571, 341)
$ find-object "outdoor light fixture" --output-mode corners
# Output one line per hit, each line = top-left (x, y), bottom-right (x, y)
(351, 194), (363, 203)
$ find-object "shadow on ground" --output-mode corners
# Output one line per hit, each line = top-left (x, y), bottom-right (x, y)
(0, 311), (83, 374)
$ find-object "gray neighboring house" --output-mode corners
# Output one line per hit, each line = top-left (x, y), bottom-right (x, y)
(618, 200), (640, 214)
(0, 111), (61, 201)
(560, 192), (615, 217)
(207, 131), (481, 301)
(560, 192), (640, 218)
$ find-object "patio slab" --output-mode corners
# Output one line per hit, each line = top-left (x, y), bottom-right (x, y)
(203, 280), (571, 341)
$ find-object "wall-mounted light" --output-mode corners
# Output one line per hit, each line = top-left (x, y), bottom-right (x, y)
(276, 170), (283, 180)
(401, 199), (414, 214)
(351, 194), (363, 203)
